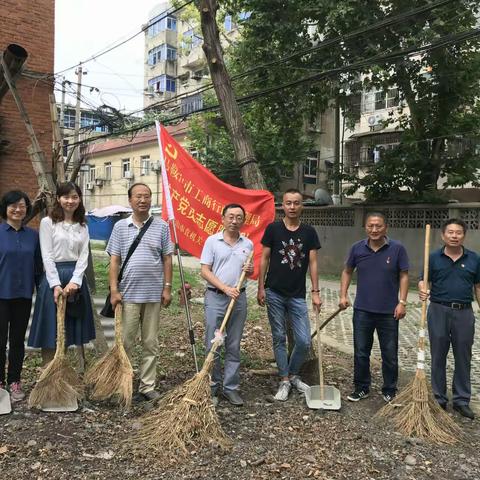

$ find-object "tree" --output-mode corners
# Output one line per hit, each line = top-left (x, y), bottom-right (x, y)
(224, 0), (480, 201)
(197, 0), (267, 190)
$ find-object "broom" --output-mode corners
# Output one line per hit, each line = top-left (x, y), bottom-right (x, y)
(127, 251), (254, 461)
(29, 295), (83, 409)
(84, 303), (133, 408)
(376, 224), (461, 443)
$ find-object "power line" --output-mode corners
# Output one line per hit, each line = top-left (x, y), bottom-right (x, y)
(64, 26), (480, 150)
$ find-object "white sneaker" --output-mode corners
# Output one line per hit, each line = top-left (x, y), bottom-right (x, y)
(274, 380), (291, 401)
(289, 375), (309, 394)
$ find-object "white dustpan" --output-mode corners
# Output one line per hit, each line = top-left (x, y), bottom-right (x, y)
(0, 387), (12, 415)
(41, 399), (78, 412)
(305, 311), (341, 410)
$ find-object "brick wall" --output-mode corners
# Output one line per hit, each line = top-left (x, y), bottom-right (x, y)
(0, 0), (55, 213)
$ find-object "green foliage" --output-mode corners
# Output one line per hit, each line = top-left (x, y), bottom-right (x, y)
(219, 0), (480, 200)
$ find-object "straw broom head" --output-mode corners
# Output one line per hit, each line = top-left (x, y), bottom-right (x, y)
(125, 252), (254, 462)
(28, 296), (83, 409)
(376, 369), (462, 444)
(84, 304), (133, 408)
(127, 353), (231, 462)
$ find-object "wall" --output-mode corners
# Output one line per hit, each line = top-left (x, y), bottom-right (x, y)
(290, 204), (480, 279)
(0, 0), (54, 211)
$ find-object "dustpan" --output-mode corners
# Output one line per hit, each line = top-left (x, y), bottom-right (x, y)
(305, 310), (341, 410)
(0, 386), (12, 414)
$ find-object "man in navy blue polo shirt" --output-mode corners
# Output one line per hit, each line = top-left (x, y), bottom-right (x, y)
(339, 212), (409, 403)
(419, 219), (480, 420)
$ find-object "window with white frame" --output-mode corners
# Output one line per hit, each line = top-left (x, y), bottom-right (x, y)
(88, 166), (96, 182)
(304, 152), (319, 179)
(147, 15), (177, 37)
(363, 88), (399, 113)
(148, 44), (177, 65)
(148, 75), (176, 93)
(122, 159), (130, 178)
(182, 29), (203, 52)
(140, 156), (151, 176)
(104, 162), (112, 180)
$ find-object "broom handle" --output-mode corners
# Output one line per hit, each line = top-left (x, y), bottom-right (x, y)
(54, 295), (67, 361)
(418, 224), (431, 354)
(316, 310), (324, 400)
(114, 303), (123, 345)
(310, 307), (343, 340)
(208, 251), (254, 357)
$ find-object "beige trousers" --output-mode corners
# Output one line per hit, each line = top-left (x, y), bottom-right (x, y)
(122, 302), (161, 394)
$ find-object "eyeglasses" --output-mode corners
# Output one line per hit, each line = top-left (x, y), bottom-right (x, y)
(8, 204), (27, 211)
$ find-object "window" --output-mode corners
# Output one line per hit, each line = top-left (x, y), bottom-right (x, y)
(224, 15), (233, 32)
(88, 166), (96, 182)
(104, 162), (112, 181)
(62, 139), (69, 157)
(122, 159), (130, 178)
(63, 109), (76, 129)
(304, 152), (319, 182)
(181, 94), (203, 115)
(148, 44), (177, 65)
(182, 29), (203, 52)
(374, 88), (399, 111)
(140, 156), (150, 176)
(147, 15), (177, 37)
(148, 75), (176, 93)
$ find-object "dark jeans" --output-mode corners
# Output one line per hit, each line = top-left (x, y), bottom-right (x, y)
(353, 309), (399, 396)
(0, 298), (32, 384)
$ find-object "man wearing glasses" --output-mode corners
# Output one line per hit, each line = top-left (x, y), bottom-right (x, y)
(339, 212), (409, 403)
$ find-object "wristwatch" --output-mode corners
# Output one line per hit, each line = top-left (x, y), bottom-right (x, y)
(164, 282), (172, 288)
(399, 299), (407, 306)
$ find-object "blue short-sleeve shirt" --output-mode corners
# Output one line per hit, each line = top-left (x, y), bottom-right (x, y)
(346, 237), (409, 314)
(423, 247), (480, 304)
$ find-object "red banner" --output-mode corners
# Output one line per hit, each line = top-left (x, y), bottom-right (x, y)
(159, 124), (274, 278)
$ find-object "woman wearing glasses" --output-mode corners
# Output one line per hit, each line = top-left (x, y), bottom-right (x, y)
(0, 191), (42, 402)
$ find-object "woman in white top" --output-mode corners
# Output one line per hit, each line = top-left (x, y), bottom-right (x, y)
(28, 182), (95, 364)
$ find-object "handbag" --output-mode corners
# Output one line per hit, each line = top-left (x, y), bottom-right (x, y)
(100, 217), (154, 317)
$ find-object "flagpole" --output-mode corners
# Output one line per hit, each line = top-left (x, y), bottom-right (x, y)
(155, 121), (199, 373)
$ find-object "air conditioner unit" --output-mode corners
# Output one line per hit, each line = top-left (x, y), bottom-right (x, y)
(95, 178), (104, 186)
(124, 171), (134, 179)
(86, 182), (95, 191)
(367, 114), (385, 127)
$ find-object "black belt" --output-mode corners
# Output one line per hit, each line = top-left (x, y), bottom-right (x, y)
(207, 287), (246, 295)
(431, 301), (471, 310)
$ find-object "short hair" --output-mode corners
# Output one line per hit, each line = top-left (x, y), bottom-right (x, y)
(128, 183), (152, 199)
(50, 182), (86, 225)
(442, 218), (467, 234)
(365, 211), (387, 225)
(0, 190), (32, 219)
(283, 188), (303, 199)
(222, 203), (245, 217)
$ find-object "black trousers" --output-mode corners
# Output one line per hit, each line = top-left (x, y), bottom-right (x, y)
(0, 298), (32, 384)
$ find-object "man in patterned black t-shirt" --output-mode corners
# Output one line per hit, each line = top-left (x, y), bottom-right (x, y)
(258, 189), (322, 401)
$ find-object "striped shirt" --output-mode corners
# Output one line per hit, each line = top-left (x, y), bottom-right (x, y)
(106, 216), (174, 303)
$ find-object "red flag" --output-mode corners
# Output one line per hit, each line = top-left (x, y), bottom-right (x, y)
(158, 124), (274, 278)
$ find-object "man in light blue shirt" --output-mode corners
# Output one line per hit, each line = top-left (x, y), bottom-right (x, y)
(200, 203), (253, 406)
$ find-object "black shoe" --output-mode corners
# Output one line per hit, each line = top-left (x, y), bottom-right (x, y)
(143, 390), (161, 401)
(223, 390), (244, 406)
(453, 404), (475, 419)
(347, 390), (369, 402)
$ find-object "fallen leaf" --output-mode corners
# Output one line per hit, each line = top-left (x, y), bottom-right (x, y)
(0, 446), (8, 454)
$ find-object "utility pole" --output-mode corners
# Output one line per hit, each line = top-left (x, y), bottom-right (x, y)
(333, 99), (341, 204)
(72, 65), (83, 171)
(59, 77), (66, 129)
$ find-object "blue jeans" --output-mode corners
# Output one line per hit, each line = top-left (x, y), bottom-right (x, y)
(353, 309), (399, 396)
(266, 288), (311, 378)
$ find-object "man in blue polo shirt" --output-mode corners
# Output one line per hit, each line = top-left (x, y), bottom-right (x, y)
(339, 212), (409, 403)
(419, 219), (480, 420)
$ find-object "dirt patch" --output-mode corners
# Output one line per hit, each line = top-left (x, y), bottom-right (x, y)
(1, 300), (479, 479)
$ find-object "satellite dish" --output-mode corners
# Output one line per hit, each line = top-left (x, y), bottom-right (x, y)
(314, 189), (333, 205)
